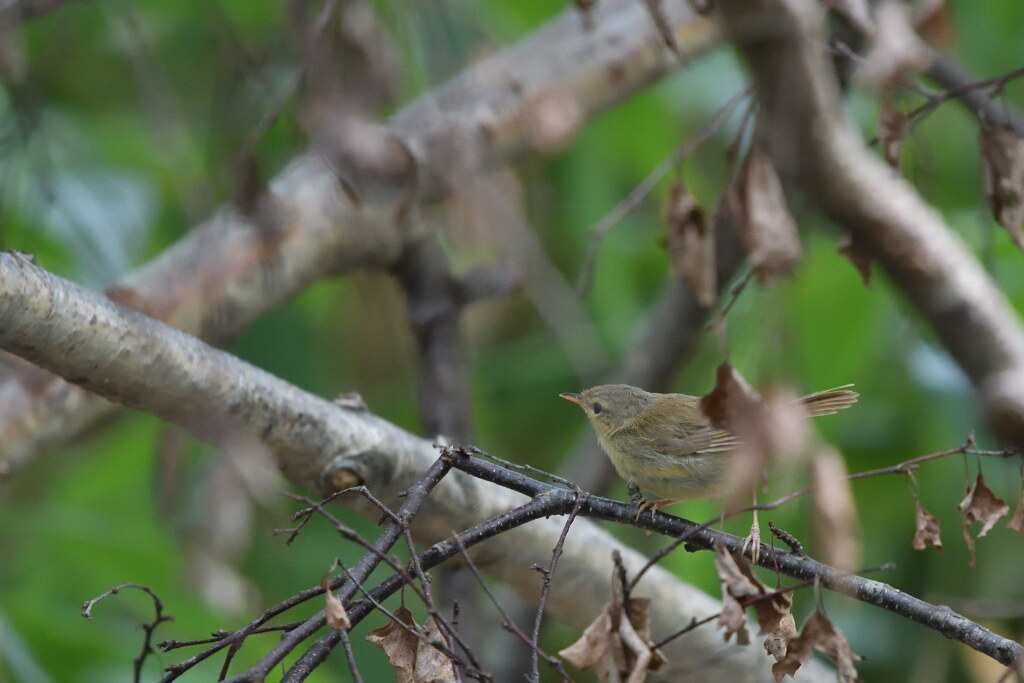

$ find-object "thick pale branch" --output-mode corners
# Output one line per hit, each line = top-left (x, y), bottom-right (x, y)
(0, 253), (825, 682)
(0, 0), (718, 476)
(719, 0), (1024, 446)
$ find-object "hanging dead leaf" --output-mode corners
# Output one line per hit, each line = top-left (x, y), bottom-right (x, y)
(700, 364), (813, 505)
(367, 607), (419, 683)
(811, 449), (861, 572)
(1008, 497), (1024, 534)
(415, 616), (457, 682)
(700, 362), (764, 430)
(914, 0), (956, 49)
(911, 501), (943, 550)
(980, 127), (1024, 252)
(772, 610), (863, 682)
(664, 180), (716, 307)
(764, 611), (798, 665)
(877, 98), (909, 169)
(735, 148), (802, 285)
(959, 472), (1010, 537)
(713, 543), (793, 646)
(837, 233), (872, 288)
(321, 575), (351, 631)
(961, 522), (978, 569)
(560, 564), (665, 682)
(714, 544), (757, 645)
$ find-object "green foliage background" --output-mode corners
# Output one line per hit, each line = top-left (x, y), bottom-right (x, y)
(1, 0), (1023, 681)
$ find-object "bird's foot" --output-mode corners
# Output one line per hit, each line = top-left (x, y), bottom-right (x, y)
(634, 497), (676, 523)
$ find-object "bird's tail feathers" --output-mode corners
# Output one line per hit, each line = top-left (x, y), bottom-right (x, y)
(795, 385), (859, 417)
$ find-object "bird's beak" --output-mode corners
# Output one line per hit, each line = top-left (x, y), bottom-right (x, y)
(559, 392), (584, 407)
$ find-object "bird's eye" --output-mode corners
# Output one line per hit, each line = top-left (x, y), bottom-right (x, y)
(592, 402), (603, 414)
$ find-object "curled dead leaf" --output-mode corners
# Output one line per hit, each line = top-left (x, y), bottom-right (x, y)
(772, 610), (863, 682)
(1008, 497), (1024, 534)
(734, 148), (801, 285)
(764, 611), (798, 665)
(664, 180), (716, 307)
(416, 615), (457, 682)
(366, 606), (455, 683)
(321, 575), (351, 631)
(700, 364), (813, 505)
(367, 607), (418, 683)
(958, 472), (1009, 568)
(959, 472), (1009, 538)
(560, 565), (665, 682)
(837, 233), (872, 288)
(911, 501), (943, 550)
(713, 543), (793, 645)
(700, 362), (763, 430)
(980, 127), (1024, 252)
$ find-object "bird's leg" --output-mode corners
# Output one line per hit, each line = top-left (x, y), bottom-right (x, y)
(628, 482), (677, 523)
(741, 502), (762, 564)
(628, 482), (643, 506)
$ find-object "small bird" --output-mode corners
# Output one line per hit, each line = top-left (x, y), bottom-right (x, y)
(559, 383), (857, 511)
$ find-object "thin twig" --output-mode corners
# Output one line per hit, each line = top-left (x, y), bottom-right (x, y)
(529, 490), (588, 682)
(451, 534), (574, 682)
(576, 88), (752, 295)
(81, 583), (174, 683)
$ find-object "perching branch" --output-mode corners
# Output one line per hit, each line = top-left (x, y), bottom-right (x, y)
(445, 449), (1023, 667)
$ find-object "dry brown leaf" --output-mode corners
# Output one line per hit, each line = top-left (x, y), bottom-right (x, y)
(700, 361), (764, 430)
(700, 364), (812, 504)
(961, 521), (978, 569)
(914, 0), (956, 48)
(367, 607), (419, 683)
(735, 148), (801, 285)
(1008, 497), (1024, 534)
(811, 449), (862, 572)
(772, 611), (863, 682)
(713, 544), (793, 644)
(321, 576), (351, 631)
(560, 567), (665, 682)
(959, 472), (1010, 537)
(714, 544), (757, 645)
(911, 501), (943, 550)
(764, 611), (798, 665)
(416, 616), (457, 682)
(877, 99), (909, 169)
(837, 233), (873, 288)
(980, 127), (1024, 251)
(664, 180), (716, 307)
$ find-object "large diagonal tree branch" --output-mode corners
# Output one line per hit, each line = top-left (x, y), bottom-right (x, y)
(0, 253), (832, 682)
(0, 0), (718, 477)
(719, 0), (1024, 446)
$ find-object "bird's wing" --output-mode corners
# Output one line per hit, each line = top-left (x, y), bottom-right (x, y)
(648, 423), (741, 457)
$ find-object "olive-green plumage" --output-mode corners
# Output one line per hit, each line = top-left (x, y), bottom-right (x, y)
(559, 383), (857, 503)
